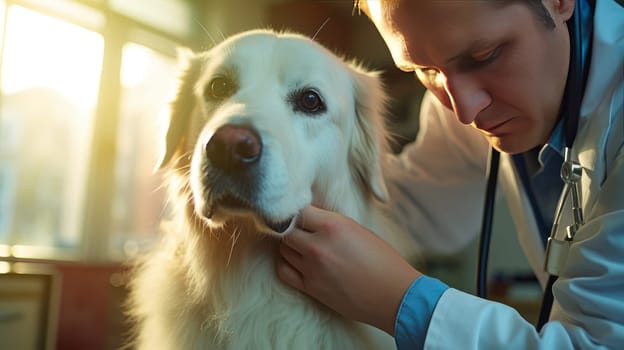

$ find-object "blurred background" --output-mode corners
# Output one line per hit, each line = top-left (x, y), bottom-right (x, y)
(0, 1), (538, 349)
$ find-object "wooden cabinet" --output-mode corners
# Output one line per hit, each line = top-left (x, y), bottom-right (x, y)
(0, 264), (59, 350)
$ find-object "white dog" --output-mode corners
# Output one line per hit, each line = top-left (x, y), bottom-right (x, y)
(127, 29), (414, 350)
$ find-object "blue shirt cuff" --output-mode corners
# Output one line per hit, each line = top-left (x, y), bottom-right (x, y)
(394, 275), (449, 350)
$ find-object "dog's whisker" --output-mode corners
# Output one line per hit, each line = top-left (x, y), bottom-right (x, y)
(312, 17), (331, 41)
(196, 215), (207, 232)
(226, 228), (241, 267)
(194, 19), (217, 47)
(169, 151), (192, 170)
(216, 27), (226, 42)
(153, 179), (171, 194)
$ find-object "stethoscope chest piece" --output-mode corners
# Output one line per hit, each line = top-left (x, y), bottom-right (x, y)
(544, 147), (585, 276)
(544, 234), (571, 276)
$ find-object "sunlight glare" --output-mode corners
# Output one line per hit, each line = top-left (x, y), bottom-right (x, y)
(121, 43), (151, 87)
(0, 1), (5, 46)
(1, 5), (104, 110)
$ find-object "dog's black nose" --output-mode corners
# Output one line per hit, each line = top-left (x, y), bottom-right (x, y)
(205, 125), (262, 170)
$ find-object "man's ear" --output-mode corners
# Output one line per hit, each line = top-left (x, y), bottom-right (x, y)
(550, 0), (575, 23)
(348, 65), (390, 202)
(155, 48), (201, 170)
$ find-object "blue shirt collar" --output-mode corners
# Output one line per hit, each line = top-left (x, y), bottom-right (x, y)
(537, 118), (566, 169)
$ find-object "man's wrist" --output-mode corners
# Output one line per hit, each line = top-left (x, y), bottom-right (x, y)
(394, 275), (449, 349)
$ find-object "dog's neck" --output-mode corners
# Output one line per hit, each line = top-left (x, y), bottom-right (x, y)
(174, 206), (278, 290)
(154, 168), (390, 348)
(172, 208), (385, 349)
(312, 177), (378, 230)
(175, 178), (376, 298)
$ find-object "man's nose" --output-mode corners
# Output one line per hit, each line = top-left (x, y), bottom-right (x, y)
(444, 75), (491, 124)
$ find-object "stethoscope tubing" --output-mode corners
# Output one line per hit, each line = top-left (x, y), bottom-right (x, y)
(475, 0), (593, 330)
(475, 148), (499, 299)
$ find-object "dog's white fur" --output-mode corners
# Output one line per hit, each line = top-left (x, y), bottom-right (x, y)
(127, 29), (413, 350)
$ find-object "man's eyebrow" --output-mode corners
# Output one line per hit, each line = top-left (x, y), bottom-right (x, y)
(445, 39), (495, 65)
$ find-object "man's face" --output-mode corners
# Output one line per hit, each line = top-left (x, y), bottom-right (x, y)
(367, 0), (573, 154)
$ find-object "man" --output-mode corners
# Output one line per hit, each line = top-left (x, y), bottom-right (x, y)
(277, 0), (624, 348)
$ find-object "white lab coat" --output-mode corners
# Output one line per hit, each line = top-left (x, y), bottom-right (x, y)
(383, 1), (624, 348)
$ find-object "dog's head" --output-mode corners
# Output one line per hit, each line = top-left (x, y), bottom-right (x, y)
(158, 29), (389, 237)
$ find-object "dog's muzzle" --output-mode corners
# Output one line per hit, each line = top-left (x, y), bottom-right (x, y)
(199, 124), (297, 235)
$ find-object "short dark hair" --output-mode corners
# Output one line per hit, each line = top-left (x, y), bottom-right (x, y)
(495, 0), (556, 29)
(354, 0), (556, 29)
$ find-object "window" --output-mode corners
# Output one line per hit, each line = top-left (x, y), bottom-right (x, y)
(0, 0), (194, 261)
(0, 4), (103, 257)
(110, 43), (177, 259)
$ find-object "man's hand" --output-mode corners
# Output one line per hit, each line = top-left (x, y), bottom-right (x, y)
(276, 205), (421, 335)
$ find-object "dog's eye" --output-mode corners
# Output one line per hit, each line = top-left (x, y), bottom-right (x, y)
(205, 76), (235, 100)
(292, 88), (325, 115)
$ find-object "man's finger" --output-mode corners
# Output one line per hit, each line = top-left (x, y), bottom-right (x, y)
(276, 257), (305, 291)
(296, 205), (333, 232)
(281, 227), (314, 255)
(279, 240), (303, 265)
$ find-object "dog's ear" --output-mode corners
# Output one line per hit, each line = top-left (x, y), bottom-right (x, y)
(155, 48), (201, 170)
(349, 67), (390, 202)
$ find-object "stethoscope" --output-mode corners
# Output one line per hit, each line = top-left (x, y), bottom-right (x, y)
(476, 0), (594, 331)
